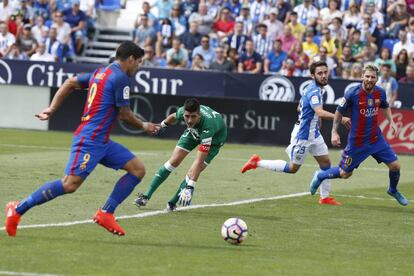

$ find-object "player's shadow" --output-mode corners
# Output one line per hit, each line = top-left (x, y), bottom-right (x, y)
(187, 210), (282, 222)
(343, 202), (414, 214)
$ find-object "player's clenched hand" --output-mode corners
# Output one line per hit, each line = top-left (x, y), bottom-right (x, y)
(390, 121), (398, 135)
(331, 132), (341, 147)
(178, 185), (194, 207)
(341, 117), (351, 129)
(143, 122), (160, 135)
(155, 120), (169, 136)
(35, 107), (55, 121)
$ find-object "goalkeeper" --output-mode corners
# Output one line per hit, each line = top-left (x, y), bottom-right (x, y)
(134, 98), (227, 211)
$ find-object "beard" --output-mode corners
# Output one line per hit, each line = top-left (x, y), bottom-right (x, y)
(315, 78), (328, 86)
(363, 80), (375, 91)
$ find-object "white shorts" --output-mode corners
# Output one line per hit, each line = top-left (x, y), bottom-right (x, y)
(285, 124), (329, 165)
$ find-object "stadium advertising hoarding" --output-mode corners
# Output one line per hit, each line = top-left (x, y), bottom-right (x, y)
(1, 60), (414, 109)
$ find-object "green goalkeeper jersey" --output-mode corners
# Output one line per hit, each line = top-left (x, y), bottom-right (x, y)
(176, 105), (227, 147)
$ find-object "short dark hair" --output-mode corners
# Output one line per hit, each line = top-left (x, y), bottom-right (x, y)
(115, 41), (144, 61)
(184, 98), (200, 113)
(310, 61), (328, 75)
(381, 63), (391, 69)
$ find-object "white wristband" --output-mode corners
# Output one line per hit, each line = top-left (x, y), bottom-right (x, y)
(161, 120), (168, 128)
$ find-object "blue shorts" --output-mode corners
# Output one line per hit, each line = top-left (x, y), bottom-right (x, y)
(64, 137), (135, 179)
(339, 136), (398, 173)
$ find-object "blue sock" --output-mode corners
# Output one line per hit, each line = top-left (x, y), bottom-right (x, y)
(388, 170), (400, 193)
(283, 163), (290, 173)
(318, 167), (340, 181)
(16, 179), (65, 215)
(102, 173), (141, 213)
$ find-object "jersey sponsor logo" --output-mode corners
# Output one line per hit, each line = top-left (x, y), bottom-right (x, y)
(0, 59), (12, 84)
(259, 75), (295, 102)
(299, 80), (336, 104)
(360, 107), (379, 117)
(338, 97), (346, 107)
(123, 86), (130, 100)
(311, 95), (320, 105)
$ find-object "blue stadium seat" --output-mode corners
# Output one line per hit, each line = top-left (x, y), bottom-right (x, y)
(382, 38), (399, 56)
(313, 35), (322, 46)
(97, 0), (121, 11)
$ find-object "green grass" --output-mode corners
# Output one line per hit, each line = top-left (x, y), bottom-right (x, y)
(0, 129), (413, 275)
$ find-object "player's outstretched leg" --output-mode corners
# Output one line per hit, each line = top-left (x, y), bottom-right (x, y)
(5, 179), (65, 237)
(166, 180), (188, 211)
(318, 166), (341, 205)
(241, 154), (261, 173)
(310, 167), (341, 195)
(241, 155), (292, 174)
(94, 173), (141, 235)
(387, 170), (409, 206)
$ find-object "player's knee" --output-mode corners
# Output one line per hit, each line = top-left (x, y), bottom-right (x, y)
(341, 171), (352, 179)
(130, 165), (146, 179)
(389, 162), (400, 171)
(62, 177), (82, 193)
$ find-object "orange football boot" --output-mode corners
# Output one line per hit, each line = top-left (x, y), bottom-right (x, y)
(319, 197), (342, 206)
(92, 209), (125, 236)
(5, 201), (21, 237)
(241, 154), (261, 173)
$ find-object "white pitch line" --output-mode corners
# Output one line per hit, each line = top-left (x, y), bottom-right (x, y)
(0, 271), (60, 276)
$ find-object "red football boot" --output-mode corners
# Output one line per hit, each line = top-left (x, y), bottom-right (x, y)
(5, 201), (21, 237)
(241, 154), (261, 173)
(319, 197), (342, 206)
(92, 209), (125, 236)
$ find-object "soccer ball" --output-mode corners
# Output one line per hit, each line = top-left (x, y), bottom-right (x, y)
(221, 217), (248, 244)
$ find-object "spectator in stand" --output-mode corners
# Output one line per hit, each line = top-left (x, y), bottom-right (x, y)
(407, 0), (414, 14)
(0, 22), (16, 58)
(394, 49), (410, 79)
(33, 0), (51, 22)
(7, 12), (24, 37)
(329, 17), (347, 45)
(236, 4), (253, 36)
(293, 0), (319, 28)
(52, 0), (74, 13)
(356, 13), (378, 44)
(4, 43), (27, 60)
(343, 3), (360, 30)
(250, 0), (268, 24)
(226, 21), (248, 55)
(263, 39), (287, 74)
(209, 45), (235, 72)
(18, 0), (34, 24)
(287, 11), (305, 42)
(191, 53), (206, 70)
(377, 64), (399, 107)
(135, 2), (158, 29)
(313, 45), (337, 76)
(253, 24), (273, 58)
(45, 27), (64, 61)
(180, 0), (198, 24)
(192, 35), (216, 67)
(319, 0), (342, 27)
(227, 47), (239, 68)
(31, 15), (49, 44)
(51, 11), (72, 57)
(314, 0), (329, 10)
(349, 62), (363, 79)
(386, 1), (410, 38)
(302, 30), (319, 59)
(179, 21), (201, 58)
(374, 48), (397, 75)
(275, 0), (292, 24)
(79, 0), (96, 30)
(364, 2), (385, 45)
(0, 0), (13, 22)
(169, 4), (187, 37)
(152, 0), (174, 20)
(349, 29), (365, 60)
(399, 64), (414, 83)
(166, 37), (189, 68)
(189, 2), (214, 36)
(359, 44), (376, 65)
(30, 42), (54, 61)
(238, 39), (262, 74)
(277, 25), (297, 56)
(155, 18), (173, 58)
(62, 0), (86, 54)
(320, 27), (341, 60)
(280, 58), (302, 76)
(392, 28), (414, 59)
(206, 0), (220, 19)
(142, 45), (160, 67)
(213, 7), (235, 41)
(134, 14), (156, 48)
(18, 24), (37, 57)
(290, 41), (310, 75)
(225, 0), (241, 17)
(337, 44), (356, 77)
(407, 16), (414, 44)
(263, 8), (284, 41)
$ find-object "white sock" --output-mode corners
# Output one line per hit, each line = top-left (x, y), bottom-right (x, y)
(320, 179), (331, 199)
(257, 160), (288, 172)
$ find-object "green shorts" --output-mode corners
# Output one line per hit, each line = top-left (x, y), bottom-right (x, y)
(176, 131), (225, 165)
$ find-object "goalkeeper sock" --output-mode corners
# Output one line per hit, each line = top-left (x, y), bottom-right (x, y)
(318, 167), (340, 181)
(145, 162), (175, 199)
(16, 179), (65, 215)
(388, 170), (400, 193)
(319, 166), (331, 199)
(102, 173), (141, 214)
(258, 160), (291, 173)
(169, 179), (188, 205)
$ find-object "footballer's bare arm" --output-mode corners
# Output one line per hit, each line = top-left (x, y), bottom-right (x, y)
(118, 106), (159, 135)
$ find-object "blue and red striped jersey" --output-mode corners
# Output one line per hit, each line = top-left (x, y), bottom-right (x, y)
(74, 63), (131, 144)
(337, 84), (389, 147)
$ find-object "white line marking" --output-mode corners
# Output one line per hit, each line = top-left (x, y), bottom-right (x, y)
(0, 271), (60, 276)
(1, 144), (413, 174)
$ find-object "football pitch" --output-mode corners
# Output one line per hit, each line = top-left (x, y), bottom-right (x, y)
(0, 129), (413, 276)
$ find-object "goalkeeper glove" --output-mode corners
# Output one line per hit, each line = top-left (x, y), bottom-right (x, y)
(178, 185), (195, 207)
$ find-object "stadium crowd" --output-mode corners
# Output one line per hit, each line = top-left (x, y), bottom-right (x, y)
(1, 0), (414, 86)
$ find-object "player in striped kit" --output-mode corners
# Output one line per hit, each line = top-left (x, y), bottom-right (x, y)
(310, 64), (409, 206)
(5, 41), (159, 237)
(242, 61), (351, 205)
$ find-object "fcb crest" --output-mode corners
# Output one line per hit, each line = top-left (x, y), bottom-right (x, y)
(368, 99), (374, 106)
